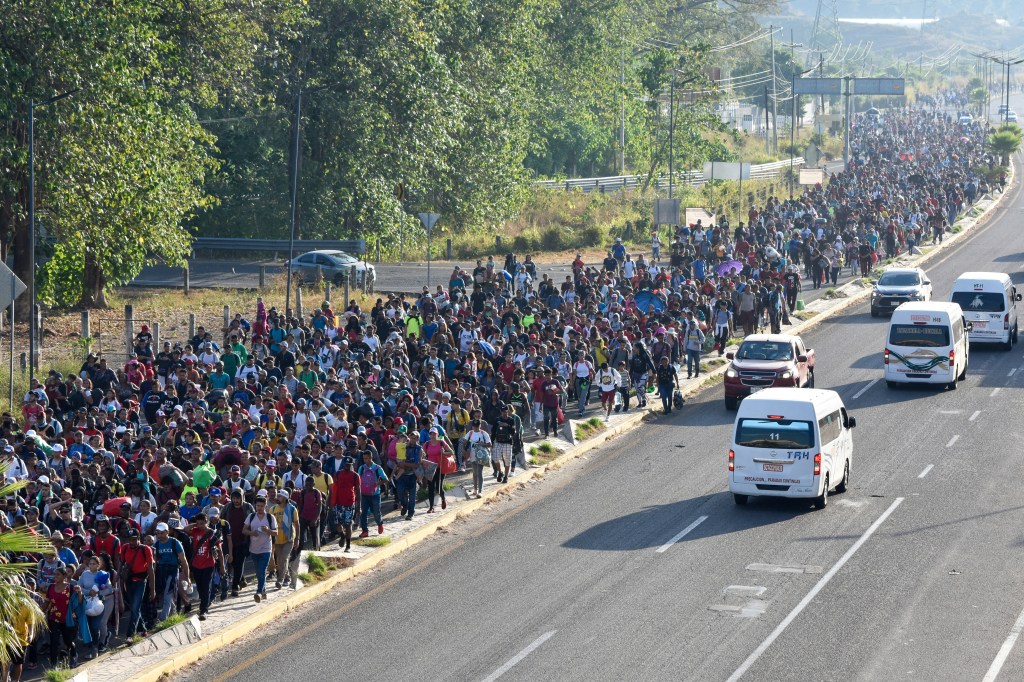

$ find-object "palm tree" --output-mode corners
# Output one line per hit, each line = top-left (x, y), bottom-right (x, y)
(988, 129), (1022, 166)
(0, 466), (55, 669)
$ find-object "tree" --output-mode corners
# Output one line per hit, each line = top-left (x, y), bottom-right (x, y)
(0, 0), (301, 309)
(988, 129), (1021, 165)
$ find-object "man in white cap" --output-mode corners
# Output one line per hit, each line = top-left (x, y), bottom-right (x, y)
(153, 521), (190, 620)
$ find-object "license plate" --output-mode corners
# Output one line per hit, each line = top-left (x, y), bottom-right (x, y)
(973, 321), (987, 328)
(750, 386), (765, 393)
(763, 463), (783, 472)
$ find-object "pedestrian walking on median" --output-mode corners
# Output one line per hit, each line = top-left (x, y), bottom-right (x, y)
(424, 428), (453, 513)
(467, 420), (491, 498)
(683, 323), (705, 379)
(269, 490), (300, 589)
(242, 491), (276, 603)
(394, 429), (421, 520)
(186, 512), (222, 621)
(153, 522), (190, 621)
(655, 356), (680, 415)
(329, 456), (360, 551)
(357, 450), (387, 537)
(119, 529), (155, 638)
(298, 477), (323, 551)
(573, 351), (595, 417)
(596, 362), (620, 422)
(490, 404), (516, 483)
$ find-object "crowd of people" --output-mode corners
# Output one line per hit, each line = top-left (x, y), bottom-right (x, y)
(0, 96), (998, 679)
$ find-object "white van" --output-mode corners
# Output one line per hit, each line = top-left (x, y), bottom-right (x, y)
(949, 271), (1020, 349)
(884, 302), (969, 389)
(728, 388), (855, 510)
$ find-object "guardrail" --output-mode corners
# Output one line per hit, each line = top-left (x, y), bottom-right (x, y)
(192, 238), (367, 255)
(534, 158), (805, 193)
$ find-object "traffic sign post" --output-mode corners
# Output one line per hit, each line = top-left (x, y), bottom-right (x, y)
(0, 263), (27, 410)
(418, 212), (440, 288)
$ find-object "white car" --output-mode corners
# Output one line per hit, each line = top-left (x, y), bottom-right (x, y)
(1007, 111), (1018, 123)
(287, 250), (375, 286)
(870, 267), (932, 317)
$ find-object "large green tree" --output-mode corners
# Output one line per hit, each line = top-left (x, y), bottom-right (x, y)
(0, 0), (300, 308)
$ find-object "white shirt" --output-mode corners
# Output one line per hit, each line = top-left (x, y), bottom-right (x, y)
(597, 368), (620, 391)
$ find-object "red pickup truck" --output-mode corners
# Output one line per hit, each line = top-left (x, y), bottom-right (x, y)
(723, 334), (816, 410)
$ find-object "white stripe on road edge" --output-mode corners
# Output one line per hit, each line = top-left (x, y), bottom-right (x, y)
(947, 435), (960, 448)
(726, 498), (905, 682)
(481, 631), (557, 682)
(970, 410), (982, 422)
(918, 465), (934, 479)
(982, 605), (1024, 682)
(656, 515), (709, 553)
(991, 388), (1002, 397)
(1009, 368), (1017, 377)
(851, 378), (879, 400)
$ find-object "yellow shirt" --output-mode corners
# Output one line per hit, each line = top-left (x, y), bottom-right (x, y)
(311, 472), (332, 496)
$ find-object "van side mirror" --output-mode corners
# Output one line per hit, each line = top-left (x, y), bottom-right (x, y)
(726, 352), (735, 360)
(1016, 293), (1022, 302)
(847, 416), (857, 429)
(797, 355), (808, 363)
(923, 280), (931, 286)
(965, 322), (974, 331)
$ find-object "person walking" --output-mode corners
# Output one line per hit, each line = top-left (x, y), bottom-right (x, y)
(596, 362), (620, 422)
(269, 490), (300, 589)
(655, 356), (681, 415)
(628, 341), (655, 408)
(187, 512), (223, 620)
(328, 456), (360, 551)
(424, 428), (453, 513)
(572, 351), (595, 417)
(394, 429), (422, 520)
(490, 405), (516, 483)
(242, 491), (277, 603)
(297, 477), (323, 551)
(357, 450), (387, 537)
(119, 529), (155, 638)
(153, 522), (190, 621)
(466, 420), (491, 498)
(538, 368), (562, 437)
(683, 323), (705, 379)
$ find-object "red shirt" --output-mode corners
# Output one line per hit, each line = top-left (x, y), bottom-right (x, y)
(120, 543), (153, 580)
(188, 526), (220, 569)
(330, 470), (360, 507)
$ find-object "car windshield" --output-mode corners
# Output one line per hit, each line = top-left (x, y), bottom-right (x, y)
(878, 272), (921, 287)
(332, 252), (358, 264)
(737, 341), (793, 361)
(888, 324), (950, 347)
(735, 419), (814, 449)
(951, 291), (1005, 313)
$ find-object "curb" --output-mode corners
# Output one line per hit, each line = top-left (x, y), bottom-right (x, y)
(102, 163), (1017, 682)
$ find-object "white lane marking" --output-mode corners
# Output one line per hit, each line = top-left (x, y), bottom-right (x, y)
(851, 378), (879, 400)
(982, 606), (1024, 682)
(726, 498), (905, 682)
(970, 410), (982, 422)
(991, 388), (1002, 397)
(481, 631), (556, 682)
(918, 465), (934, 479)
(1010, 368), (1018, 377)
(939, 410), (964, 415)
(656, 515), (709, 553)
(746, 563), (823, 574)
(947, 435), (960, 448)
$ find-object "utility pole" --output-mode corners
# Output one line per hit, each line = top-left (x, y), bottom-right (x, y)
(770, 24), (779, 154)
(669, 78), (675, 199)
(843, 76), (852, 165)
(620, 48), (626, 174)
(764, 86), (770, 155)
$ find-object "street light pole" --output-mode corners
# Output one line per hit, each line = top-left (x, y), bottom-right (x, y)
(668, 78), (675, 199)
(286, 91), (301, 317)
(27, 88), (78, 384)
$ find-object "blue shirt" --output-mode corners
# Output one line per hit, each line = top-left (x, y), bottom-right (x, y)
(155, 538), (184, 567)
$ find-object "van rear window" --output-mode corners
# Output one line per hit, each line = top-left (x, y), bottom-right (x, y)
(952, 291), (1005, 312)
(735, 419), (814, 449)
(888, 324), (950, 347)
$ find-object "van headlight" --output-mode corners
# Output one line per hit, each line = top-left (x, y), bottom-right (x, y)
(871, 291), (882, 298)
(908, 292), (924, 300)
(778, 370), (793, 380)
(726, 368), (738, 378)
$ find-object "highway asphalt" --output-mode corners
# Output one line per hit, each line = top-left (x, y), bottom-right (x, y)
(175, 148), (1024, 678)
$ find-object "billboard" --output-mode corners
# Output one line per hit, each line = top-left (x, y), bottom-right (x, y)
(702, 162), (751, 181)
(854, 78), (905, 95)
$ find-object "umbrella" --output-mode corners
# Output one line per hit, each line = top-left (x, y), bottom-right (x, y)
(633, 290), (667, 313)
(476, 339), (496, 358)
(716, 259), (743, 276)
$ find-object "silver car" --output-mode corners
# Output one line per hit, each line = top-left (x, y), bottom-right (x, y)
(286, 250), (375, 286)
(870, 267), (932, 317)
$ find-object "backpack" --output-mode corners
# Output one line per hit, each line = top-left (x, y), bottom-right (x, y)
(493, 418), (513, 444)
(244, 511), (277, 535)
(358, 465), (382, 495)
